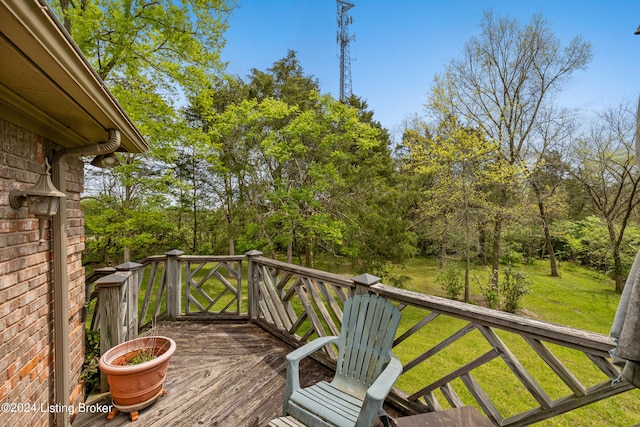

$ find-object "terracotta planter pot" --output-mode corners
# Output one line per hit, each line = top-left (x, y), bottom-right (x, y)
(99, 336), (176, 408)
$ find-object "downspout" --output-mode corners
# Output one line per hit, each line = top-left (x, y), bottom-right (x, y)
(50, 129), (120, 427)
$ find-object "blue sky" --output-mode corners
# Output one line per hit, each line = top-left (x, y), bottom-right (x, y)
(220, 1), (640, 137)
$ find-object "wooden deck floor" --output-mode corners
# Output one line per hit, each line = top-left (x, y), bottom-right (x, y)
(73, 321), (335, 427)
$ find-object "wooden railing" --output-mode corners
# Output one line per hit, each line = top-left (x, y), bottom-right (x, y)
(244, 253), (637, 427)
(372, 284), (635, 426)
(138, 255), (169, 327)
(181, 254), (244, 318)
(247, 253), (357, 348)
(87, 251), (246, 339)
(88, 250), (637, 426)
(86, 257), (168, 339)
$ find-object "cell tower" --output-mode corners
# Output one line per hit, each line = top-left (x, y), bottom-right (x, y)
(336, 0), (355, 102)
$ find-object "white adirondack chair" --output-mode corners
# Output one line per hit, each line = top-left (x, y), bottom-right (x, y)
(281, 294), (402, 427)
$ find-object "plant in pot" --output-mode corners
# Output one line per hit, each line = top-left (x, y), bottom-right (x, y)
(99, 335), (176, 421)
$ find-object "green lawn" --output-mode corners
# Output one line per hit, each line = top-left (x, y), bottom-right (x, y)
(388, 258), (640, 427)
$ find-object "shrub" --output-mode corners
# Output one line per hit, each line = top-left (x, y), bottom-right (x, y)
(386, 273), (411, 289)
(500, 250), (524, 265)
(473, 266), (530, 312)
(475, 269), (499, 309)
(436, 262), (464, 300)
(501, 266), (532, 313)
(81, 329), (101, 393)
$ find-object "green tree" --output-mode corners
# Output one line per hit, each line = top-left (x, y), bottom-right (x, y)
(172, 133), (218, 253)
(83, 146), (179, 262)
(527, 106), (577, 276)
(54, 0), (233, 86)
(195, 53), (414, 273)
(400, 115), (506, 301)
(567, 101), (640, 291)
(258, 92), (385, 267)
(81, 194), (178, 266)
(248, 50), (320, 108)
(177, 76), (253, 254)
(52, 0), (235, 262)
(241, 51), (323, 261)
(428, 12), (592, 287)
(337, 96), (416, 277)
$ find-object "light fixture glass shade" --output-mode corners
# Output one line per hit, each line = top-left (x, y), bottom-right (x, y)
(27, 195), (60, 217)
(9, 159), (66, 244)
(24, 163), (66, 214)
(90, 153), (120, 168)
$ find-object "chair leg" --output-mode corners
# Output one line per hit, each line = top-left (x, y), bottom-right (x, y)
(379, 415), (397, 427)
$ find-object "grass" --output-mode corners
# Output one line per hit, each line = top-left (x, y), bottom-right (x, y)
(388, 257), (640, 427)
(518, 262), (621, 333)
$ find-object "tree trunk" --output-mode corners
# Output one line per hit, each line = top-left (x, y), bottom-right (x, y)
(607, 221), (625, 292)
(228, 237), (235, 256)
(287, 241), (293, 264)
(478, 223), (487, 266)
(538, 201), (559, 277)
(124, 158), (132, 264)
(613, 250), (624, 293)
(305, 242), (313, 268)
(58, 0), (73, 31)
(225, 176), (235, 256)
(464, 213), (471, 303)
(492, 216), (501, 287)
(192, 188), (197, 253)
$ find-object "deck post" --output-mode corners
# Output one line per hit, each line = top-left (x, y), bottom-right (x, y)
(245, 250), (263, 321)
(83, 266), (116, 324)
(352, 273), (381, 295)
(166, 249), (184, 320)
(116, 261), (144, 340)
(95, 272), (130, 391)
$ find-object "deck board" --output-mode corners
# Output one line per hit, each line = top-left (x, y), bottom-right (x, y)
(73, 321), (334, 427)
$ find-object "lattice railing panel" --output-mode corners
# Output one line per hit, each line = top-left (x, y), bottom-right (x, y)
(373, 285), (635, 427)
(251, 257), (354, 360)
(183, 256), (243, 316)
(138, 255), (168, 329)
(246, 257), (636, 426)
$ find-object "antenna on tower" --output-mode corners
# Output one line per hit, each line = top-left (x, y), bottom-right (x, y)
(336, 0), (355, 102)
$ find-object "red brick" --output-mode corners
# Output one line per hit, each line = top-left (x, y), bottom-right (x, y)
(6, 359), (19, 378)
(0, 273), (18, 290)
(19, 355), (39, 379)
(1, 119), (87, 424)
(0, 220), (19, 233)
(4, 307), (23, 327)
(0, 381), (8, 400)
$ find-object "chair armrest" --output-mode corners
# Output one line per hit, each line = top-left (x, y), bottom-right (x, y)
(356, 354), (403, 427)
(286, 335), (341, 364)
(366, 354), (403, 401)
(284, 335), (341, 413)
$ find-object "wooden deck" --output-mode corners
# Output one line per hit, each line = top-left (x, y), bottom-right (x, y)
(81, 255), (639, 426)
(73, 321), (335, 427)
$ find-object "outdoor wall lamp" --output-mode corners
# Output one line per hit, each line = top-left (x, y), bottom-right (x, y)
(9, 158), (66, 244)
(90, 152), (120, 168)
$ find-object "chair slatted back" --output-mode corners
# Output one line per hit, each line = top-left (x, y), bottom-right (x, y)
(335, 294), (401, 387)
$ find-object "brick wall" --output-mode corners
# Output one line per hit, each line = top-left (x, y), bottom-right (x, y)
(0, 119), (86, 426)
